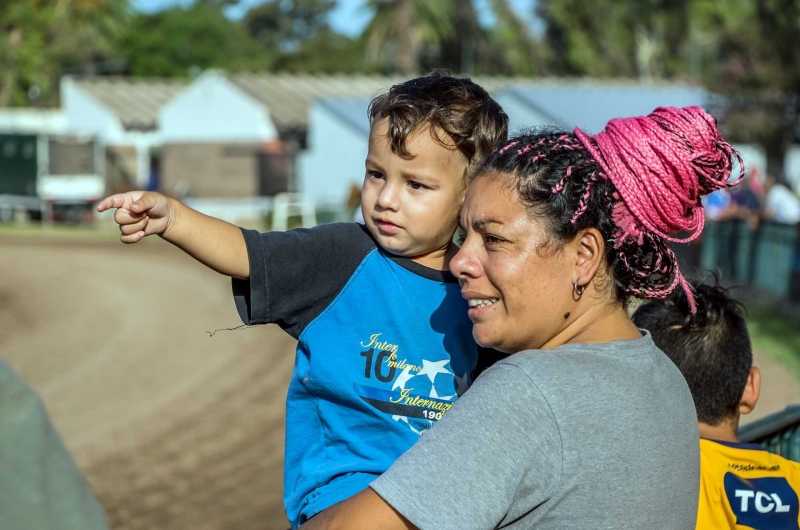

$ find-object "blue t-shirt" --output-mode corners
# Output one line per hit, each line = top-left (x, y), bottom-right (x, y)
(233, 223), (479, 528)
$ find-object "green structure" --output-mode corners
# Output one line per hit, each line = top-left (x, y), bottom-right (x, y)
(697, 220), (800, 302)
(0, 134), (38, 197)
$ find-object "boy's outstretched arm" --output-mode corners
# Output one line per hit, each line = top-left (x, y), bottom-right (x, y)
(97, 191), (250, 280)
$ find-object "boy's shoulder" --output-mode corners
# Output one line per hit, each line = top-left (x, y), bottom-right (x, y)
(297, 221), (376, 250)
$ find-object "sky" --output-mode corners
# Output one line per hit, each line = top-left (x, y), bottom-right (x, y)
(131, 0), (539, 36)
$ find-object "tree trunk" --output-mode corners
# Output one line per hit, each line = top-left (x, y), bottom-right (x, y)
(394, 0), (418, 75)
(764, 98), (798, 184)
(0, 26), (23, 107)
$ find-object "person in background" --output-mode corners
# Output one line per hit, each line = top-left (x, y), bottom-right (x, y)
(0, 359), (109, 530)
(726, 167), (763, 229)
(633, 280), (800, 530)
(763, 173), (800, 225)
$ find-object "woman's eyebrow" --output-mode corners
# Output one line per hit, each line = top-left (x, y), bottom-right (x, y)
(473, 218), (504, 230)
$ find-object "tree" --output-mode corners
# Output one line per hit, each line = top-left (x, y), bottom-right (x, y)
(536, 0), (692, 79)
(118, 3), (268, 77)
(482, 0), (542, 76)
(242, 0), (369, 73)
(245, 0), (335, 53)
(0, 2), (50, 106)
(696, 0), (800, 178)
(364, 0), (456, 75)
(50, 0), (131, 75)
(0, 0), (130, 107)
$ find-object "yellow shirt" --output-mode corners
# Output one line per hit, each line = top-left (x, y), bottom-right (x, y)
(698, 438), (800, 529)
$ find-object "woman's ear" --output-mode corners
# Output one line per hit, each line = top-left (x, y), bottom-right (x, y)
(572, 228), (605, 288)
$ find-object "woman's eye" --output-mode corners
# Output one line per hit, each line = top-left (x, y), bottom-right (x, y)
(455, 234), (466, 246)
(408, 181), (426, 190)
(485, 234), (503, 245)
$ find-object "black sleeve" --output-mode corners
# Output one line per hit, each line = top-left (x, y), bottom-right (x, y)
(232, 222), (376, 338)
(472, 346), (510, 380)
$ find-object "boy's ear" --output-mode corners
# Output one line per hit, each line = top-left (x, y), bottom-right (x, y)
(572, 228), (604, 289)
(739, 366), (761, 416)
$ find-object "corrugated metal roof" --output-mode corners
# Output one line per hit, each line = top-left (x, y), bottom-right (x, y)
(501, 82), (709, 134)
(71, 76), (188, 131)
(229, 74), (404, 132)
(68, 74), (708, 137)
(68, 73), (521, 134)
(229, 74), (524, 131)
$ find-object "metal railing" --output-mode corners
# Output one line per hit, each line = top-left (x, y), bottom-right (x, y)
(675, 220), (800, 302)
(739, 406), (800, 460)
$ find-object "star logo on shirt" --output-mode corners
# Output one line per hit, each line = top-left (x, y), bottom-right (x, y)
(418, 359), (451, 383)
(392, 367), (415, 391)
(455, 372), (469, 396)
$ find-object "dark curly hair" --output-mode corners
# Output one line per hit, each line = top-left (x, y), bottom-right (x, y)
(478, 130), (677, 305)
(477, 106), (741, 308)
(369, 70), (508, 177)
(632, 279), (752, 425)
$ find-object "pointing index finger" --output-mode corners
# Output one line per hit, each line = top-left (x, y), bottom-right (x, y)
(97, 194), (125, 212)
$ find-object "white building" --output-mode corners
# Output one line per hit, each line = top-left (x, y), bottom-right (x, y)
(298, 98), (371, 208)
(60, 76), (186, 188)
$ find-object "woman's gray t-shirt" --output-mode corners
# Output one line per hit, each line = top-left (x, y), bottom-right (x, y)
(370, 332), (699, 529)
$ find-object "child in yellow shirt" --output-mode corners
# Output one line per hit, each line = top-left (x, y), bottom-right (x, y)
(634, 281), (800, 530)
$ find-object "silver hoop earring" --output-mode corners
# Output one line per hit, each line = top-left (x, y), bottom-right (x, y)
(573, 279), (585, 297)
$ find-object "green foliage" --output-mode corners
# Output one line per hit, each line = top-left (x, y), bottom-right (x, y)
(537, 0), (638, 77)
(245, 0), (335, 52)
(364, 0), (456, 74)
(483, 0), (541, 76)
(244, 0), (370, 73)
(747, 303), (800, 378)
(118, 3), (269, 77)
(692, 0), (800, 176)
(0, 0), (131, 107)
(0, 3), (51, 106)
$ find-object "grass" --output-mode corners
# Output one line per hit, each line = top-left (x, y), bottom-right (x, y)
(747, 302), (800, 377)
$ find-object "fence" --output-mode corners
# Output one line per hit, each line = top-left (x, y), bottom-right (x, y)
(739, 406), (800, 460)
(675, 220), (800, 302)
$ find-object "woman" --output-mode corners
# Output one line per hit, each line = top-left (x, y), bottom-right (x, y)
(304, 106), (742, 529)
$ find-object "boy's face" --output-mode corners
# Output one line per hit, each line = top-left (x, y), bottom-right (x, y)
(361, 119), (468, 267)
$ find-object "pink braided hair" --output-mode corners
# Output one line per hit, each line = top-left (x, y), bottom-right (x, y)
(574, 106), (743, 312)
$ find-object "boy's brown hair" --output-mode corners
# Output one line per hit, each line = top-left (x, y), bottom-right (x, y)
(368, 70), (509, 177)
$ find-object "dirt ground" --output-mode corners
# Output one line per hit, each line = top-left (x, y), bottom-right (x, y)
(0, 233), (798, 529)
(0, 235), (296, 529)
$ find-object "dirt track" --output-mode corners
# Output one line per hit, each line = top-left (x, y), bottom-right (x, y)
(0, 234), (798, 529)
(0, 235), (295, 529)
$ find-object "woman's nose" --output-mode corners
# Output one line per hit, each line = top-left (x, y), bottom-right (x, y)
(450, 240), (481, 279)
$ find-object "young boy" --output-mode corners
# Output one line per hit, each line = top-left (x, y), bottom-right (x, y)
(633, 281), (800, 530)
(98, 72), (508, 528)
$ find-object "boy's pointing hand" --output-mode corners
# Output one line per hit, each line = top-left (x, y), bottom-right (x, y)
(97, 191), (174, 244)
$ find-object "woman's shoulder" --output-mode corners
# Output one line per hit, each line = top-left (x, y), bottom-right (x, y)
(492, 333), (673, 396)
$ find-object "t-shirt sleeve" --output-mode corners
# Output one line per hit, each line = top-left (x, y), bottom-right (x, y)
(232, 222), (375, 338)
(370, 364), (562, 530)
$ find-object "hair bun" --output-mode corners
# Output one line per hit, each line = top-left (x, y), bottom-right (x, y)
(575, 105), (742, 245)
(574, 106), (743, 315)
(649, 106), (743, 196)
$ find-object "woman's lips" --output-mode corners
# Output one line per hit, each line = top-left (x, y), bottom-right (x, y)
(462, 291), (500, 319)
(467, 302), (498, 320)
